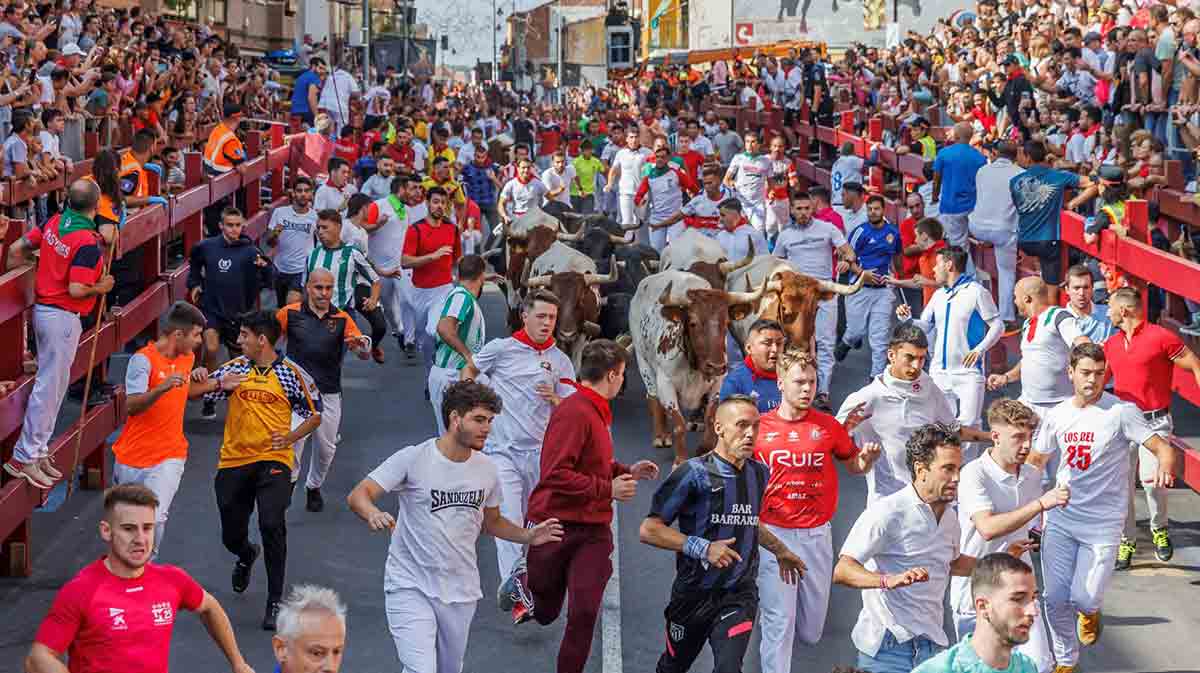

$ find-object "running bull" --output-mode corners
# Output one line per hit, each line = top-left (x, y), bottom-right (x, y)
(524, 241), (619, 370)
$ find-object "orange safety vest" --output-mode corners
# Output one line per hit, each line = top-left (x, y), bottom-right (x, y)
(203, 122), (244, 173)
(83, 175), (122, 226)
(119, 150), (150, 199)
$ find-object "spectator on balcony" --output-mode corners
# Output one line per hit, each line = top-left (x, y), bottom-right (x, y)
(2, 179), (113, 490)
(931, 122), (987, 261)
(3, 109), (33, 179)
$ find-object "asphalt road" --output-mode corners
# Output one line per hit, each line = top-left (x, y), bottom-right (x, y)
(2, 285), (1199, 673)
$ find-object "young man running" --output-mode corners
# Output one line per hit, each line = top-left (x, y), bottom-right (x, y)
(402, 187), (462, 376)
(266, 177), (318, 307)
(26, 485), (255, 673)
(754, 349), (881, 672)
(429, 255), (488, 434)
(641, 395), (804, 673)
(951, 399), (1069, 673)
(347, 381), (563, 673)
(307, 208), (386, 362)
(204, 310), (323, 630)
(461, 289), (577, 580)
(112, 302), (243, 558)
(1032, 343), (1175, 672)
(502, 341), (659, 673)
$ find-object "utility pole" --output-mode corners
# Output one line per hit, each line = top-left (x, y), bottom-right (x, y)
(492, 0), (498, 82)
(363, 0), (371, 86)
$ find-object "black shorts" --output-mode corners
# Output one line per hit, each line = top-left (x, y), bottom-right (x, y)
(204, 313), (242, 351)
(657, 580), (758, 673)
(274, 271), (305, 307)
(1019, 240), (1064, 286)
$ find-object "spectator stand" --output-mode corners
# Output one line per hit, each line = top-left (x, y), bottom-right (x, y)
(0, 123), (292, 577)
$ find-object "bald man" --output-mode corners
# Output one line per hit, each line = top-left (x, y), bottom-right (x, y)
(277, 269), (371, 512)
(932, 122), (987, 265)
(988, 277), (1091, 421)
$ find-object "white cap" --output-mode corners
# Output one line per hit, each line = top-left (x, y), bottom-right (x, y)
(61, 43), (85, 57)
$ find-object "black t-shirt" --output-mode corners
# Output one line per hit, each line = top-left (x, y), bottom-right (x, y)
(512, 117), (535, 146)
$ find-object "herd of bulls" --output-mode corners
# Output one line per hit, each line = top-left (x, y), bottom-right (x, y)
(481, 205), (864, 463)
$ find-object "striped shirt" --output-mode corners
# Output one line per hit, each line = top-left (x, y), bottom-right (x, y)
(306, 244), (379, 310)
(433, 285), (486, 369)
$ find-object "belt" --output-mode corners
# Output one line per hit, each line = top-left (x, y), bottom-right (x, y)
(1143, 408), (1170, 421)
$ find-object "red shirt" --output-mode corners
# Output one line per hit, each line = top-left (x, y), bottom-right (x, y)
(1103, 322), (1186, 412)
(537, 127), (561, 156)
(24, 215), (105, 314)
(672, 150), (704, 184)
(402, 219), (461, 288)
(462, 198), (482, 231)
(899, 217), (920, 279)
(754, 409), (857, 529)
(527, 389), (630, 525)
(35, 558), (204, 673)
(334, 138), (360, 164)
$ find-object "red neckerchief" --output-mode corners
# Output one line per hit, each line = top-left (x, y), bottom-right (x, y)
(562, 379), (613, 427)
(1026, 308), (1050, 343)
(971, 107), (996, 131)
(744, 355), (776, 381)
(515, 170), (533, 185)
(512, 329), (555, 352)
(1007, 68), (1025, 81)
(1082, 123), (1101, 138)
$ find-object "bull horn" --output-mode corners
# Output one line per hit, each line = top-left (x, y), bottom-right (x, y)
(727, 277), (770, 306)
(608, 232), (633, 245)
(583, 321), (602, 337)
(526, 274), (552, 289)
(657, 280), (687, 308)
(818, 272), (866, 296)
(556, 229), (583, 242)
(584, 256), (620, 285)
(519, 258), (531, 286)
(719, 251), (755, 275)
(481, 247), (503, 260)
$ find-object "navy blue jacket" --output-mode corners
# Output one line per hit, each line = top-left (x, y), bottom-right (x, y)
(187, 234), (272, 322)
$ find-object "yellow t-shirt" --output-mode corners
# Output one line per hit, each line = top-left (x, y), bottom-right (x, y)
(206, 355), (321, 470)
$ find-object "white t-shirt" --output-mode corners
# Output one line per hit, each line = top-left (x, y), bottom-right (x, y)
(837, 371), (958, 503)
(969, 158), (1023, 234)
(916, 277), (1000, 375)
(836, 204), (869, 232)
(773, 219), (847, 280)
(541, 165), (576, 207)
(831, 155), (865, 205)
(318, 69), (361, 122)
(690, 134), (715, 157)
(37, 130), (60, 159)
(499, 178), (549, 217)
(363, 85), (391, 117)
(315, 181), (358, 216)
(473, 337), (576, 456)
(367, 439), (501, 603)
(340, 219), (370, 256)
(366, 196), (410, 271)
(726, 153), (772, 205)
(1019, 307), (1083, 405)
(1036, 393), (1161, 543)
(840, 484), (960, 657)
(268, 206), (319, 275)
(613, 147), (648, 195)
(950, 453), (1044, 615)
(717, 224), (768, 262)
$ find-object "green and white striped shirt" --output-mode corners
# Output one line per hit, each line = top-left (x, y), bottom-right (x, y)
(433, 285), (486, 369)
(306, 244), (380, 310)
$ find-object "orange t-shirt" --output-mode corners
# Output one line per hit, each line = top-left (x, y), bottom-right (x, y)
(112, 343), (194, 468)
(917, 240), (947, 305)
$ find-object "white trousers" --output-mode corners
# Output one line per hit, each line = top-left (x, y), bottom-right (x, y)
(765, 199), (789, 240)
(953, 604), (1054, 673)
(113, 458), (186, 558)
(488, 449), (541, 578)
(842, 286), (894, 376)
(461, 229), (483, 257)
(969, 227), (1018, 322)
(428, 366), (461, 435)
(1124, 414), (1171, 538)
(814, 297), (837, 395)
(618, 192), (638, 225)
(412, 284), (453, 373)
(931, 369), (986, 461)
(1041, 522), (1119, 666)
(385, 587), (477, 673)
(649, 222), (670, 252)
(757, 523), (833, 673)
(378, 274), (407, 337)
(398, 272), (420, 343)
(293, 392), (342, 489)
(15, 305), (83, 462)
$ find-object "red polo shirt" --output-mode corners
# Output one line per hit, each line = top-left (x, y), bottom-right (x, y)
(1103, 322), (1187, 412)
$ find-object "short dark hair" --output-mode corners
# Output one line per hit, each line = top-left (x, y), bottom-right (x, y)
(971, 552), (1034, 602)
(865, 193), (885, 207)
(293, 176), (315, 191)
(347, 193), (372, 218)
(789, 191), (812, 204)
(915, 217), (943, 239)
(701, 164), (722, 178)
(937, 245), (969, 272)
(161, 301), (206, 334)
(1069, 342), (1106, 368)
(104, 483), (159, 515)
(426, 186), (448, 201)
(432, 156), (450, 168)
(809, 185), (831, 203)
(719, 198), (742, 213)
(749, 318), (785, 338)
(1065, 263), (1093, 283)
(390, 175), (406, 195)
(717, 394), (759, 416)
(41, 108), (63, 126)
(457, 254), (486, 281)
(441, 380), (503, 428)
(521, 289), (561, 314)
(239, 310), (282, 345)
(905, 422), (961, 478)
(889, 322), (929, 350)
(327, 157), (349, 173)
(316, 208), (342, 224)
(1023, 139), (1048, 163)
(578, 339), (631, 383)
(221, 206), (243, 220)
(133, 129), (157, 153)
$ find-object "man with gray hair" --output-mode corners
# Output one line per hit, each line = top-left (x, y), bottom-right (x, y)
(273, 585), (346, 673)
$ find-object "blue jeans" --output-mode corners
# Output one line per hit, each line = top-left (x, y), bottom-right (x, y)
(857, 632), (943, 673)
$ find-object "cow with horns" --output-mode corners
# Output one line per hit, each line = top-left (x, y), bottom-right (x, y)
(659, 228), (755, 290)
(523, 241), (619, 369)
(485, 204), (583, 329)
(629, 269), (769, 465)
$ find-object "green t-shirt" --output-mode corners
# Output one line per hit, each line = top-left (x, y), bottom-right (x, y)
(911, 635), (1038, 673)
(572, 155), (605, 197)
(433, 285), (486, 369)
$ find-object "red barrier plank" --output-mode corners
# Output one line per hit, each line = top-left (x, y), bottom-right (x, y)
(69, 321), (119, 382)
(162, 264), (190, 304)
(210, 170), (241, 202)
(796, 122), (814, 142)
(816, 126), (836, 146)
(1169, 437), (1200, 494)
(173, 184), (210, 225)
(897, 154), (926, 179)
(268, 145), (290, 172)
(118, 206), (169, 257)
(0, 375), (32, 444)
(241, 156), (267, 184)
(0, 266), (34, 325)
(116, 282), (169, 344)
(876, 147), (898, 171)
(797, 159), (816, 181)
(814, 167), (831, 189)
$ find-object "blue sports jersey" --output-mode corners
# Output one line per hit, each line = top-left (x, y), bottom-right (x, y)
(848, 220), (902, 281)
(648, 452), (769, 590)
(719, 361), (781, 412)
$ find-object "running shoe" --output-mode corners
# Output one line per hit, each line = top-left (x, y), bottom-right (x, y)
(497, 557), (528, 612)
(232, 543), (260, 594)
(1115, 537), (1135, 570)
(1152, 527), (1173, 562)
(306, 487), (324, 513)
(201, 399), (217, 419)
(262, 599), (281, 631)
(3, 459), (54, 489)
(1077, 610), (1103, 646)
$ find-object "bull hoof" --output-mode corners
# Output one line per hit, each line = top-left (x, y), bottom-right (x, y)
(652, 436), (671, 449)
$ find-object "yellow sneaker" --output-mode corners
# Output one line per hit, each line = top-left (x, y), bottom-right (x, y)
(1077, 610), (1103, 646)
(1054, 666), (1076, 673)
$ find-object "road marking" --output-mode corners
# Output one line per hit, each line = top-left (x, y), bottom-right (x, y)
(602, 506), (623, 673)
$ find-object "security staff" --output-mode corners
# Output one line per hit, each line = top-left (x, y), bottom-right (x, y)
(120, 129), (167, 210)
(203, 103), (249, 235)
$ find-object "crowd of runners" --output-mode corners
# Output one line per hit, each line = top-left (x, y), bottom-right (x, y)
(4, 0), (1200, 672)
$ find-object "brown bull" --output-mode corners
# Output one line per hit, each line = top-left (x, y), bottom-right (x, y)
(525, 261), (618, 368)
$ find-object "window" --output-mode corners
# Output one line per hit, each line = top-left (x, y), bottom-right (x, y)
(209, 0), (227, 26)
(608, 28), (632, 69)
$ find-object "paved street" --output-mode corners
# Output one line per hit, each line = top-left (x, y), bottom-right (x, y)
(2, 286), (1199, 673)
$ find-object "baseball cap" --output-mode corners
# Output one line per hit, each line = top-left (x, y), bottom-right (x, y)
(1084, 31), (1102, 43)
(1098, 165), (1125, 182)
(1002, 54), (1021, 66)
(62, 44), (86, 57)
